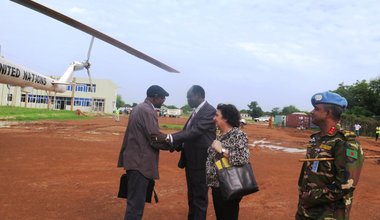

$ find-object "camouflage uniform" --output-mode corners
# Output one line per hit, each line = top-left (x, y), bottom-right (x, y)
(296, 126), (364, 220)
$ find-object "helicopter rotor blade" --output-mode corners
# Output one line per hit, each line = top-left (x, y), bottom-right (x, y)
(87, 36), (95, 62)
(10, 0), (179, 73)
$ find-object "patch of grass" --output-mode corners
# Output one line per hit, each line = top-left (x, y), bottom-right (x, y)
(0, 106), (91, 121)
(160, 124), (183, 130)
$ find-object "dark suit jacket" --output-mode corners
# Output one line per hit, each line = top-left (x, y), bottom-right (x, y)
(172, 101), (216, 170)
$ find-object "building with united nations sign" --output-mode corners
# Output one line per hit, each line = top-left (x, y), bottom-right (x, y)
(0, 77), (118, 114)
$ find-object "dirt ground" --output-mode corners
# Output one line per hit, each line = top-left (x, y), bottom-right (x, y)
(1, 116), (379, 220)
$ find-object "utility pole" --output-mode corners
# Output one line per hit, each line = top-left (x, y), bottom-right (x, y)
(71, 83), (76, 111)
(70, 78), (76, 111)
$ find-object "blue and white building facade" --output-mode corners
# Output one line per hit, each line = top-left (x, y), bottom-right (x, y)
(0, 77), (118, 114)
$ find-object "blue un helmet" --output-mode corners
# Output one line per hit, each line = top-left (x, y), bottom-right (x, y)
(311, 91), (348, 109)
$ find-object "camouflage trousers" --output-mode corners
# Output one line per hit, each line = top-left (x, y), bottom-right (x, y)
(295, 207), (346, 220)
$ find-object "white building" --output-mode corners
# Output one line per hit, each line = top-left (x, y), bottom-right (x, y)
(240, 113), (252, 120)
(0, 77), (118, 114)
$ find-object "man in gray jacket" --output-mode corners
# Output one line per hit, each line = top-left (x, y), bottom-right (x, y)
(117, 85), (171, 220)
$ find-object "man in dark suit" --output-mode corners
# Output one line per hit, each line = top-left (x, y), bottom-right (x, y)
(157, 85), (216, 220)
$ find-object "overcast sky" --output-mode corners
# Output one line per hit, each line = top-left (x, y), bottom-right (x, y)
(1, 0), (379, 112)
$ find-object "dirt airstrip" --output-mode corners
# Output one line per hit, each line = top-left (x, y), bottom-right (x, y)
(0, 116), (379, 220)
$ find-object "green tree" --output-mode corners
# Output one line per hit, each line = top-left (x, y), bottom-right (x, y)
(281, 105), (300, 115)
(247, 101), (263, 118)
(165, 105), (178, 109)
(334, 80), (378, 116)
(271, 107), (281, 116)
(369, 78), (380, 115)
(116, 95), (125, 109)
(338, 77), (380, 133)
(181, 104), (192, 115)
(240, 109), (250, 114)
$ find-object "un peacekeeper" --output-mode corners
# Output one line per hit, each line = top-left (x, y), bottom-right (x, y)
(296, 91), (364, 220)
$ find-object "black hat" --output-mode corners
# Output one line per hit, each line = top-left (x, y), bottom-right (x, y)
(146, 85), (169, 97)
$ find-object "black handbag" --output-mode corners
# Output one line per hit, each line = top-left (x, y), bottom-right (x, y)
(117, 173), (158, 203)
(216, 158), (259, 200)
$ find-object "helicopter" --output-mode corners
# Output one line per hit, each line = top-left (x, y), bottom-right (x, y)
(0, 0), (179, 94)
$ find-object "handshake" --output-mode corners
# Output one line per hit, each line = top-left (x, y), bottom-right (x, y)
(151, 133), (182, 152)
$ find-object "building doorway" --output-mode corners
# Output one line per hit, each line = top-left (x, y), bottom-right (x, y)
(93, 98), (105, 112)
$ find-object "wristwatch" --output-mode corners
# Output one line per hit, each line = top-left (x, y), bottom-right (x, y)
(221, 148), (226, 154)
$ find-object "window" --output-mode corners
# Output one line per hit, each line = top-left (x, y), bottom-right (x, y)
(85, 84), (96, 93)
(21, 94), (26, 102)
(66, 98), (72, 105)
(20, 94), (48, 103)
(73, 83), (96, 93)
(7, 94), (12, 101)
(91, 84), (96, 93)
(28, 94), (36, 103)
(74, 98), (92, 106)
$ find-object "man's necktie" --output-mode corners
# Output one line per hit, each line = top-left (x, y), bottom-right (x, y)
(186, 111), (196, 128)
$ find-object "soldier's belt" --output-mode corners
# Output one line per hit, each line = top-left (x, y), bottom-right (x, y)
(299, 158), (334, 162)
(299, 155), (380, 162)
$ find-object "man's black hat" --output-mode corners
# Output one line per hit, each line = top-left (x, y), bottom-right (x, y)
(146, 85), (169, 97)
